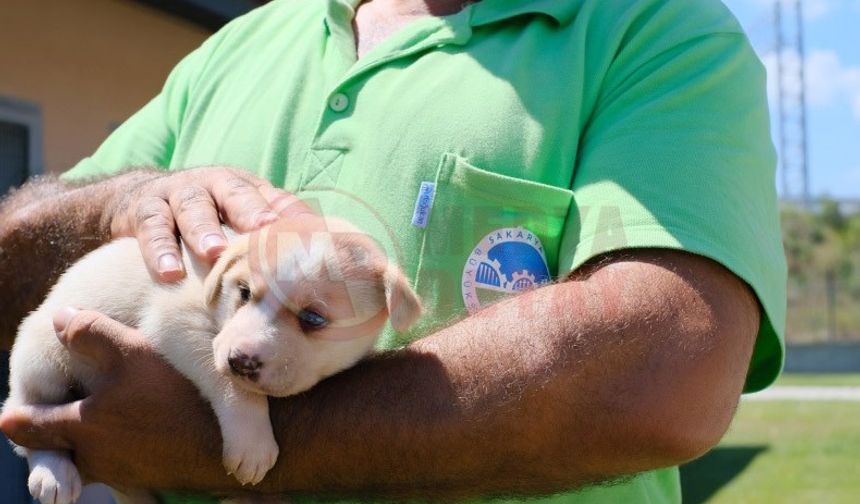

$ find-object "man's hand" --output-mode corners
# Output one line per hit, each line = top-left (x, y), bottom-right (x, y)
(105, 167), (302, 282)
(0, 167), (309, 347)
(0, 308), (235, 493)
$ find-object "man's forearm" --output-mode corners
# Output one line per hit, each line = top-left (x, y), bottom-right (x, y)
(0, 249), (757, 498)
(238, 251), (758, 500)
(0, 171), (157, 347)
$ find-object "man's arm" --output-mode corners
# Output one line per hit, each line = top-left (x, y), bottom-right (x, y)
(1, 249), (759, 499)
(0, 172), (157, 348)
(273, 249), (758, 499)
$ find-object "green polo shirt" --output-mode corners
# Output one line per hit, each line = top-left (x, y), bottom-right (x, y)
(64, 0), (786, 502)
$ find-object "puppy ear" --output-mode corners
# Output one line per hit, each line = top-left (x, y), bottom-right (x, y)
(203, 237), (249, 307)
(383, 266), (423, 332)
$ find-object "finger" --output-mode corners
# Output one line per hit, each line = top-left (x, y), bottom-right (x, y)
(134, 195), (185, 281)
(210, 175), (277, 232)
(250, 176), (275, 192)
(54, 308), (147, 372)
(168, 184), (228, 262)
(259, 187), (316, 219)
(0, 403), (79, 451)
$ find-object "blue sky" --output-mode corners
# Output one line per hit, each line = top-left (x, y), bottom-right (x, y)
(721, 0), (860, 199)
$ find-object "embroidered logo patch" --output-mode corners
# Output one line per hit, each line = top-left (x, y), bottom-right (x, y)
(461, 226), (550, 314)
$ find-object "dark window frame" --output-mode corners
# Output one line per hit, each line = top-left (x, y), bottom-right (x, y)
(0, 96), (44, 179)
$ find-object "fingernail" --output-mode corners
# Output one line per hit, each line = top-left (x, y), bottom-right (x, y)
(254, 211), (277, 227)
(200, 234), (226, 255)
(53, 307), (80, 339)
(158, 254), (182, 274)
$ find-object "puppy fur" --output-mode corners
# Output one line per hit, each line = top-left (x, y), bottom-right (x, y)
(4, 217), (421, 504)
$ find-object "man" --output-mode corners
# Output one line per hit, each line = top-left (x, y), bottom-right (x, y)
(0, 0), (786, 502)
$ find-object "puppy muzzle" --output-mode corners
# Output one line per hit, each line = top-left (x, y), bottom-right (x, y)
(227, 350), (263, 382)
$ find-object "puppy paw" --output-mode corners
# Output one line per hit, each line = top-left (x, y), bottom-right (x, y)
(222, 430), (279, 486)
(28, 456), (82, 504)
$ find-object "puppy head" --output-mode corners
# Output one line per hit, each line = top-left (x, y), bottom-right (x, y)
(206, 215), (422, 397)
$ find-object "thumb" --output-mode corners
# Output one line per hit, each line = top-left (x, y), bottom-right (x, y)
(0, 402), (79, 451)
(53, 308), (146, 372)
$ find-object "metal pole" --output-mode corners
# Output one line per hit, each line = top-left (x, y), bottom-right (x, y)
(775, 0), (788, 198)
(795, 0), (811, 208)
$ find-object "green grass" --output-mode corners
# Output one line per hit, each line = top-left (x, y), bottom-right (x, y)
(680, 374), (860, 503)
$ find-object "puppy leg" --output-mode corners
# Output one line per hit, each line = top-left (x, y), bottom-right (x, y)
(26, 450), (82, 504)
(208, 381), (279, 486)
(149, 327), (279, 486)
(4, 344), (83, 504)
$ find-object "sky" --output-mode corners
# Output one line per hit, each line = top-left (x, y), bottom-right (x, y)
(720, 0), (860, 199)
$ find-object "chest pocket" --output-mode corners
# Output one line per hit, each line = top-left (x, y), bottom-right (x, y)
(396, 153), (574, 345)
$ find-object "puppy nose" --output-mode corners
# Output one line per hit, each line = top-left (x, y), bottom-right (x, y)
(227, 350), (263, 380)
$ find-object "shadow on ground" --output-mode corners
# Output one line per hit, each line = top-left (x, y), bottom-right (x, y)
(680, 445), (768, 504)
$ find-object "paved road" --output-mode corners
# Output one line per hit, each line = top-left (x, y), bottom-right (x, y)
(744, 386), (860, 402)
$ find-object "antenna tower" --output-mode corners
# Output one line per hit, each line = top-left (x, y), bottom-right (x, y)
(774, 0), (810, 205)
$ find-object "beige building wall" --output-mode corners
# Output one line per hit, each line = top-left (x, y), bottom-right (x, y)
(0, 0), (210, 175)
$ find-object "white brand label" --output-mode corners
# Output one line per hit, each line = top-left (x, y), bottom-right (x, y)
(411, 181), (436, 228)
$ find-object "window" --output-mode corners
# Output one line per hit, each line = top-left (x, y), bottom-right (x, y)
(0, 96), (43, 196)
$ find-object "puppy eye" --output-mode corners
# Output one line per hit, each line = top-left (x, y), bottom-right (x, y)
(298, 309), (328, 331)
(237, 282), (251, 306)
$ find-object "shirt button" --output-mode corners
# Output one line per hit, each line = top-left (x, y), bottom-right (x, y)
(329, 93), (350, 112)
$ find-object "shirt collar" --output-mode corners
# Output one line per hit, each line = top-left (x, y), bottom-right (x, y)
(325, 0), (581, 34)
(469, 0), (582, 27)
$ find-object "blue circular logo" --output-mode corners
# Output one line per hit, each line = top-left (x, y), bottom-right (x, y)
(462, 227), (550, 313)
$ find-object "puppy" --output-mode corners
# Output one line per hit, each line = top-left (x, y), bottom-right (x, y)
(4, 213), (422, 504)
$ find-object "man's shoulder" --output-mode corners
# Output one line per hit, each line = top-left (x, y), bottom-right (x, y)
(174, 0), (327, 88)
(581, 0), (744, 39)
(232, 0), (326, 28)
(572, 0), (750, 78)
(207, 0), (327, 54)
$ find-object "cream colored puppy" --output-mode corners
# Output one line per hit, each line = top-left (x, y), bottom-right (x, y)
(4, 214), (421, 504)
